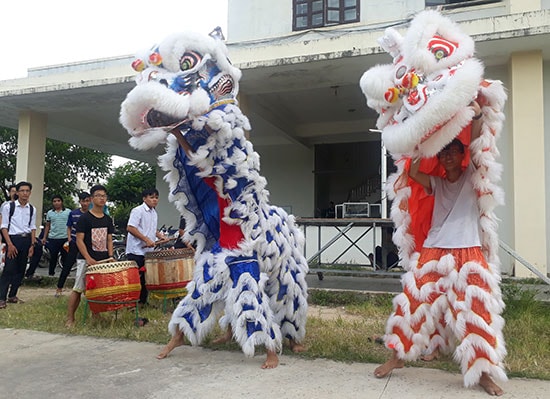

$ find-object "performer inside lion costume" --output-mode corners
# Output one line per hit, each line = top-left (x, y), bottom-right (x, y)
(120, 28), (308, 368)
(360, 10), (507, 395)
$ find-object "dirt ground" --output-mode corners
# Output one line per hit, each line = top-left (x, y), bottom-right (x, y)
(18, 287), (363, 322)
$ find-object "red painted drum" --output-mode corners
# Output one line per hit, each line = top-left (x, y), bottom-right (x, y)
(144, 248), (194, 298)
(85, 261), (141, 313)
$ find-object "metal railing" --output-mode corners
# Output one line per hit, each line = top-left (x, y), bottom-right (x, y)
(499, 240), (550, 285)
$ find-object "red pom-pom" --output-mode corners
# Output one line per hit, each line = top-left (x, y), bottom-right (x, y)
(149, 53), (162, 66)
(131, 59), (145, 72)
(384, 87), (400, 103)
(86, 277), (97, 290)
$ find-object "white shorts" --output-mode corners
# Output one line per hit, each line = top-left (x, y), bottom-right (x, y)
(72, 259), (88, 293)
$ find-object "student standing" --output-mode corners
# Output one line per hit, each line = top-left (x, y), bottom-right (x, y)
(0, 182), (36, 309)
(56, 192), (91, 296)
(125, 188), (166, 305)
(65, 185), (114, 327)
(42, 195), (71, 277)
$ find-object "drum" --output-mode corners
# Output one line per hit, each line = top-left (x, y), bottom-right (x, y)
(85, 261), (141, 313)
(145, 248), (194, 298)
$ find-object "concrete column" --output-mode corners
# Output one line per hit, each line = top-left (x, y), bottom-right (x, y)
(16, 111), (47, 226)
(508, 51), (546, 277)
(237, 91), (251, 140)
(155, 166), (180, 229)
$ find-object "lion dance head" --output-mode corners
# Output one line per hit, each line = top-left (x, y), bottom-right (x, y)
(360, 10), (486, 158)
(120, 27), (241, 151)
(360, 10), (506, 266)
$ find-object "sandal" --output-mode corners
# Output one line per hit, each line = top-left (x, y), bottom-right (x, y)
(7, 296), (24, 304)
(135, 317), (149, 327)
(0, 300), (6, 309)
(55, 289), (63, 298)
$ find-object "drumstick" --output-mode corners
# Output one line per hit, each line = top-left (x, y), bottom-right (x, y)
(96, 257), (116, 264)
(143, 238), (172, 248)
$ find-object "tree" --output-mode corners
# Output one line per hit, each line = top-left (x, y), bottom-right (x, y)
(0, 127), (112, 211)
(104, 161), (156, 229)
(0, 128), (18, 201)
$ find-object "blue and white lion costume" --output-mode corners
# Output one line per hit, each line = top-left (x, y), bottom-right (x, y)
(119, 29), (308, 357)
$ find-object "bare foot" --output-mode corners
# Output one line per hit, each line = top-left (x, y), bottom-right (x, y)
(157, 331), (185, 359)
(261, 350), (279, 369)
(479, 372), (504, 396)
(289, 339), (306, 353)
(212, 326), (233, 344)
(65, 319), (75, 329)
(421, 349), (440, 361)
(374, 351), (404, 378)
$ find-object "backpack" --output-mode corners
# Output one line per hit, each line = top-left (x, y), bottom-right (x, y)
(7, 201), (34, 233)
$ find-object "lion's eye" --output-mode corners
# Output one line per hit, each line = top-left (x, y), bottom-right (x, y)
(433, 48), (448, 60)
(180, 51), (203, 71)
(148, 71), (159, 82)
(427, 35), (458, 61)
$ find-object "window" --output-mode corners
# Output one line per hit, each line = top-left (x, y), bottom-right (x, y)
(425, 0), (501, 8)
(293, 0), (359, 31)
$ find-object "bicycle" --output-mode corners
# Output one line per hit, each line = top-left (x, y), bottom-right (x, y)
(38, 244), (76, 272)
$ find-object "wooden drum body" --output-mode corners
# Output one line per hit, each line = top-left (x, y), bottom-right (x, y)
(145, 248), (194, 298)
(85, 261), (141, 313)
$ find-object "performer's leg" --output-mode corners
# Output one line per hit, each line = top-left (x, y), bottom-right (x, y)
(423, 253), (456, 359)
(288, 339), (306, 353)
(168, 248), (227, 347)
(446, 248), (507, 391)
(221, 254), (281, 364)
(264, 213), (309, 350)
(376, 249), (446, 376)
(266, 253), (309, 350)
(479, 372), (504, 396)
(374, 349), (405, 378)
(212, 324), (233, 344)
(262, 349), (279, 369)
(157, 329), (185, 359)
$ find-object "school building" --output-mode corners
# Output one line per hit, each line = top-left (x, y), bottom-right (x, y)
(0, 0), (549, 278)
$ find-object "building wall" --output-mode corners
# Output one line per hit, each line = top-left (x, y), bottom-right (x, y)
(227, 0), (522, 43)
(255, 144), (315, 217)
(228, 0), (292, 42)
(228, 0), (428, 43)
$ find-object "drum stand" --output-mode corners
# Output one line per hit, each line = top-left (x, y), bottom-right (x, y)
(82, 298), (140, 325)
(149, 289), (187, 313)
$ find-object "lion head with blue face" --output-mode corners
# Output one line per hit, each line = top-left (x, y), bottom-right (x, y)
(120, 28), (241, 150)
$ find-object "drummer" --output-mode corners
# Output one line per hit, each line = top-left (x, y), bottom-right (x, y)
(125, 188), (167, 305)
(66, 184), (115, 328)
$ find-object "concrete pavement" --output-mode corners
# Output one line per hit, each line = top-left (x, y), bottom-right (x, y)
(17, 265), (549, 398)
(1, 328), (549, 399)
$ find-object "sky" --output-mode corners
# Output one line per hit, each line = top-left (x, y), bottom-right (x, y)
(0, 0), (228, 81)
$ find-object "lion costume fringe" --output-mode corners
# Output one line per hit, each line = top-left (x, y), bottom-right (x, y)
(360, 10), (507, 387)
(119, 29), (308, 358)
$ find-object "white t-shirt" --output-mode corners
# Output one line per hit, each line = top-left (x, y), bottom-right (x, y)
(0, 200), (36, 235)
(125, 202), (158, 256)
(423, 164), (481, 249)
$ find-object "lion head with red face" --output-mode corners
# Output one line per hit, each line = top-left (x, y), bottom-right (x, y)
(360, 10), (484, 158)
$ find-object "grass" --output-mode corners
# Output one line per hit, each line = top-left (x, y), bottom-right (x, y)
(1, 277), (549, 380)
